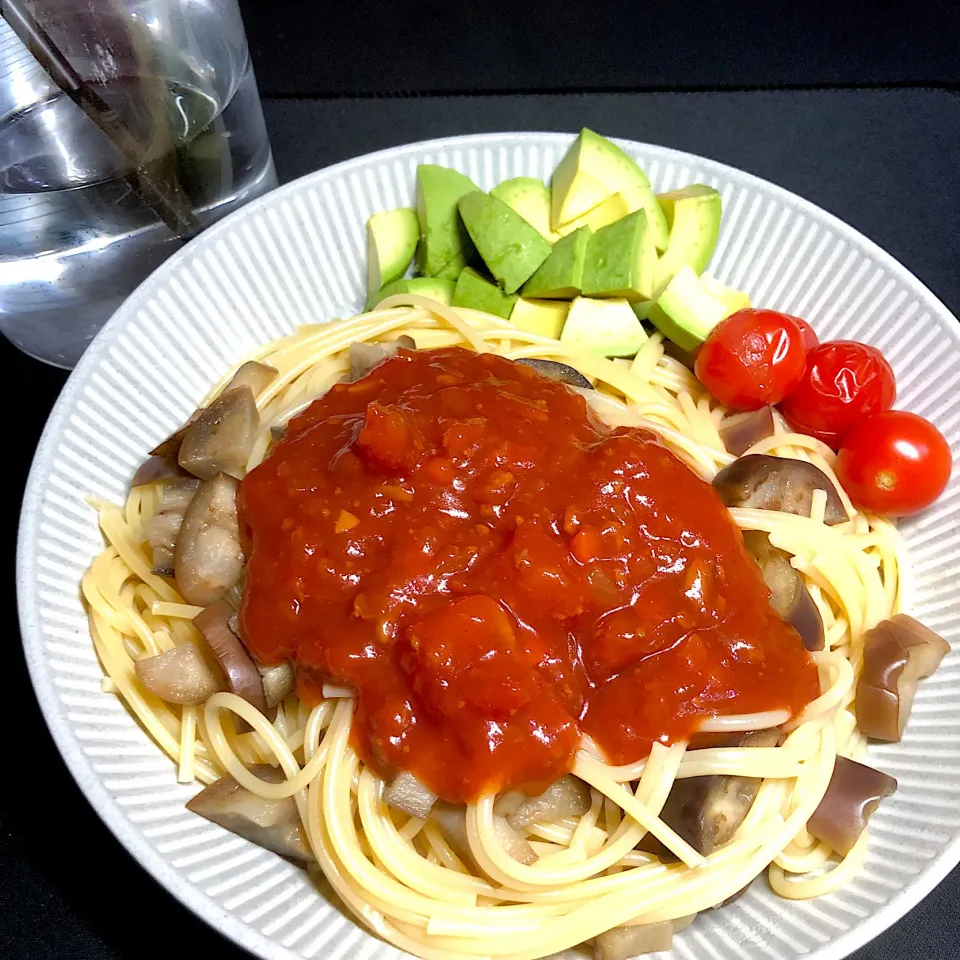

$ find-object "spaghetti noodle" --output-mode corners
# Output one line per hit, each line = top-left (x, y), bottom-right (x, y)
(82, 297), (907, 960)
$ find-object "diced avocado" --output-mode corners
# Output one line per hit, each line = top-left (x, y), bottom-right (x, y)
(490, 177), (560, 242)
(631, 300), (654, 321)
(551, 129), (666, 250)
(560, 297), (649, 357)
(621, 182), (670, 253)
(366, 207), (419, 296)
(452, 267), (518, 319)
(551, 130), (631, 227)
(582, 211), (657, 302)
(509, 298), (569, 339)
(653, 185), (723, 291)
(700, 273), (752, 313)
(648, 264), (735, 351)
(521, 227), (591, 299)
(415, 165), (480, 279)
(551, 169), (614, 232)
(369, 276), (455, 310)
(555, 193), (630, 236)
(457, 191), (553, 294)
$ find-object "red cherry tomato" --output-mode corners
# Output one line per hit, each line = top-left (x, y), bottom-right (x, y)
(790, 315), (819, 351)
(779, 340), (896, 447)
(836, 411), (952, 516)
(694, 309), (809, 411)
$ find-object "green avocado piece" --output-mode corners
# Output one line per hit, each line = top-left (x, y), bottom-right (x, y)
(490, 177), (559, 242)
(621, 181), (670, 253)
(648, 264), (733, 351)
(521, 227), (592, 299)
(551, 170), (613, 232)
(653, 185), (723, 291)
(550, 129), (668, 248)
(560, 297), (649, 357)
(551, 128), (666, 246)
(457, 191), (553, 294)
(555, 192), (630, 237)
(452, 267), (518, 319)
(581, 211), (657, 302)
(509, 298), (569, 339)
(414, 165), (480, 278)
(368, 276), (455, 310)
(366, 207), (419, 296)
(700, 273), (751, 313)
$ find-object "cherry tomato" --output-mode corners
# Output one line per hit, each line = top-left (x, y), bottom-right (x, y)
(779, 340), (895, 447)
(836, 411), (952, 516)
(790, 315), (819, 352)
(694, 309), (809, 411)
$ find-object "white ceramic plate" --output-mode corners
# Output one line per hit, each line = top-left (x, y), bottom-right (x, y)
(17, 133), (960, 960)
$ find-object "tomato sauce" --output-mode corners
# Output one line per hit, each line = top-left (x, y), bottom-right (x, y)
(239, 347), (819, 802)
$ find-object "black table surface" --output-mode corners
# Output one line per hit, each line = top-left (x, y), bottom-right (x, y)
(237, 0), (960, 94)
(4, 89), (960, 959)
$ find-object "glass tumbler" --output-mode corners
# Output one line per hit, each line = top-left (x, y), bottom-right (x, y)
(0, 0), (278, 367)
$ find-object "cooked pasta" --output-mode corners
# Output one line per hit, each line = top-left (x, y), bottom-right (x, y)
(82, 297), (908, 960)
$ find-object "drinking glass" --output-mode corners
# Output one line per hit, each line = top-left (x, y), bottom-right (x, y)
(0, 0), (278, 366)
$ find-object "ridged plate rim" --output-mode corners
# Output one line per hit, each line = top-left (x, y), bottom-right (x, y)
(17, 131), (960, 960)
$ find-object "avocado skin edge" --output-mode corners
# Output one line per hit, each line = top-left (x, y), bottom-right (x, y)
(522, 227), (592, 299)
(415, 165), (480, 279)
(457, 191), (553, 294)
(452, 267), (518, 319)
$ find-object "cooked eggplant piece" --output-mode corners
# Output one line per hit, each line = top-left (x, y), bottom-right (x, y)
(661, 338), (699, 372)
(517, 359), (593, 390)
(492, 791), (524, 819)
(164, 477), (203, 508)
(186, 763), (313, 862)
(631, 830), (667, 859)
(594, 920), (674, 960)
(223, 361), (277, 397)
(259, 662), (295, 709)
(384, 771), (438, 820)
(348, 336), (415, 381)
(719, 407), (776, 457)
(134, 643), (225, 704)
(150, 424), (189, 458)
(131, 455), (187, 487)
(178, 387), (259, 481)
(429, 803), (473, 862)
(491, 817), (536, 866)
(856, 614), (950, 742)
(193, 600), (266, 711)
(143, 477), (202, 575)
(148, 363), (275, 461)
(431, 802), (536, 866)
(713, 454), (847, 524)
(504, 775), (592, 829)
(742, 531), (824, 651)
(174, 473), (244, 606)
(145, 511), (186, 577)
(658, 730), (780, 858)
(712, 880), (756, 909)
(223, 578), (245, 616)
(806, 755), (897, 855)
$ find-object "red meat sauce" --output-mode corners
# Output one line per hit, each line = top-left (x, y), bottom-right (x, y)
(238, 346), (819, 803)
